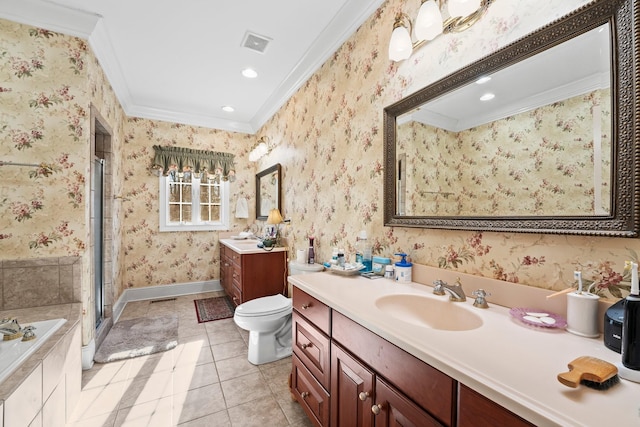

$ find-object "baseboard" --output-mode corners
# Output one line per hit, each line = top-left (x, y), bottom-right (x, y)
(112, 280), (221, 322)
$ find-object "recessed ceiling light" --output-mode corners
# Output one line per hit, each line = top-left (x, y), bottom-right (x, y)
(476, 76), (491, 84)
(222, 106), (234, 112)
(480, 93), (495, 101)
(242, 68), (258, 78)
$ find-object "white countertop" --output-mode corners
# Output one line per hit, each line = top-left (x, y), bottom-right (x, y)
(289, 271), (639, 427)
(220, 238), (288, 254)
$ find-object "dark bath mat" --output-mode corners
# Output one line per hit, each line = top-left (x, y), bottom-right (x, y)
(194, 296), (235, 323)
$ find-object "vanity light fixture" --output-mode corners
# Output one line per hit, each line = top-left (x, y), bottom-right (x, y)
(388, 0), (493, 62)
(248, 137), (271, 162)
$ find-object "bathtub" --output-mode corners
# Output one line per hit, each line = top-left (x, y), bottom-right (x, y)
(0, 318), (67, 384)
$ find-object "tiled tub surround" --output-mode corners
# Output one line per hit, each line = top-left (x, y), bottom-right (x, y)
(0, 303), (82, 427)
(0, 258), (82, 310)
(289, 265), (635, 427)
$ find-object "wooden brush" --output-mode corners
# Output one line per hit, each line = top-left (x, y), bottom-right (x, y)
(557, 356), (620, 390)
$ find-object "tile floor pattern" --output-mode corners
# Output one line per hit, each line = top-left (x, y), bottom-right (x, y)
(67, 291), (314, 427)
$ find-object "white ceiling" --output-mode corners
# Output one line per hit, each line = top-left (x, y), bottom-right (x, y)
(0, 0), (385, 134)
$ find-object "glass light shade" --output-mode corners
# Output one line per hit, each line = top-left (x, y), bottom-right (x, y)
(448, 0), (481, 18)
(258, 142), (269, 156)
(388, 25), (412, 61)
(415, 0), (443, 41)
(267, 208), (284, 224)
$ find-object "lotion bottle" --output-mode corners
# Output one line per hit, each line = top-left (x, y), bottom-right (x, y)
(622, 261), (640, 370)
(394, 253), (412, 283)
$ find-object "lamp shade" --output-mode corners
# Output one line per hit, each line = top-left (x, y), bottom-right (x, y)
(415, 0), (443, 41)
(448, 0), (481, 18)
(388, 25), (412, 61)
(267, 208), (284, 224)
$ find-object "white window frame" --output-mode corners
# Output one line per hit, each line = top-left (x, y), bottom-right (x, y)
(159, 174), (230, 232)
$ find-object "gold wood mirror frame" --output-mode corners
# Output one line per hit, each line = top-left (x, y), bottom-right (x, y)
(256, 163), (282, 221)
(383, 0), (639, 237)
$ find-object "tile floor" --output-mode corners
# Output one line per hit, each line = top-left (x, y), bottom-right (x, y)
(67, 291), (313, 427)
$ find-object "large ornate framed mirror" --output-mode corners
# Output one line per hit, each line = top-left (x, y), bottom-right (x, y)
(383, 0), (639, 237)
(256, 163), (281, 221)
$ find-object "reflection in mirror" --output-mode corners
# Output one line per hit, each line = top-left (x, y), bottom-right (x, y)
(396, 24), (611, 217)
(384, 0), (639, 237)
(256, 164), (281, 220)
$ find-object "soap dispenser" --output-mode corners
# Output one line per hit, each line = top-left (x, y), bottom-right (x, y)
(394, 253), (412, 283)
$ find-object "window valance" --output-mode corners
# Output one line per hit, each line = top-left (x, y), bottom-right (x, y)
(152, 145), (236, 180)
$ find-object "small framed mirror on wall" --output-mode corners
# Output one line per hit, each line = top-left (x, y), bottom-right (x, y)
(256, 163), (281, 220)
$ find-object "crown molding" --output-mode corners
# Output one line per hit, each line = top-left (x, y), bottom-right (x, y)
(0, 0), (99, 39)
(249, 0), (386, 132)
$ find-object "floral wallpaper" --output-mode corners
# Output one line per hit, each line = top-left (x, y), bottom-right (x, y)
(254, 0), (636, 301)
(399, 88), (611, 216)
(121, 118), (255, 288)
(1, 0), (638, 353)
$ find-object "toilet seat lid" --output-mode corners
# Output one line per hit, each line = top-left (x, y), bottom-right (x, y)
(235, 294), (292, 317)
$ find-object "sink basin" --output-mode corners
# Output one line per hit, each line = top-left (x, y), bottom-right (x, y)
(375, 294), (483, 331)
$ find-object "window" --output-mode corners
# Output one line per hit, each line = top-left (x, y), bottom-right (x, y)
(159, 170), (229, 232)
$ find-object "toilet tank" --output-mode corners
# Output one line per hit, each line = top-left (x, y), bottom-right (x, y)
(287, 261), (324, 296)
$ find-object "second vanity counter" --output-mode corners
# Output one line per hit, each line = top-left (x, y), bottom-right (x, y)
(289, 271), (639, 427)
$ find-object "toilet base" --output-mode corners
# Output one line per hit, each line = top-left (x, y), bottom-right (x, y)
(247, 330), (292, 365)
(245, 315), (292, 365)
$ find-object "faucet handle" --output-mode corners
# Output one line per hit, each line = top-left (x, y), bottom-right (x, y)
(471, 289), (491, 309)
(432, 280), (446, 295)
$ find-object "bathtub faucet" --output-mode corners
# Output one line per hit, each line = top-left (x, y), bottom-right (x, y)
(0, 318), (23, 339)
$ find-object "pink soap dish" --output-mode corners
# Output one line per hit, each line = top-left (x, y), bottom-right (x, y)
(509, 307), (567, 329)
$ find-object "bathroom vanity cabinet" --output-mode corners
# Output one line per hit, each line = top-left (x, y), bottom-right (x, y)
(290, 286), (534, 427)
(219, 243), (287, 305)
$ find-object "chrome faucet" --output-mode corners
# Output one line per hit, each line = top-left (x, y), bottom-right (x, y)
(438, 278), (466, 302)
(0, 318), (22, 339)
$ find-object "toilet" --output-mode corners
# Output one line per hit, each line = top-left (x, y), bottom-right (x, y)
(233, 261), (324, 365)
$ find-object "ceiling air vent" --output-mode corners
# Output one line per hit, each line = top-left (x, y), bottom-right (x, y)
(242, 31), (272, 54)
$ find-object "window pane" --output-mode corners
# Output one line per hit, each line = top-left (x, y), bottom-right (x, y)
(182, 184), (192, 202)
(169, 204), (182, 222)
(201, 204), (220, 222)
(169, 183), (180, 202)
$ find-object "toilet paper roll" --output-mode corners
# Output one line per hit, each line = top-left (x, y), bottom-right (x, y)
(566, 291), (600, 338)
(296, 249), (306, 264)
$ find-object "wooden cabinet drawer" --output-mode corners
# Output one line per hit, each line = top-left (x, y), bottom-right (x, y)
(231, 251), (241, 265)
(232, 264), (242, 288)
(293, 311), (331, 390)
(332, 310), (455, 427)
(229, 285), (241, 307)
(292, 287), (331, 335)
(292, 354), (330, 427)
(457, 384), (534, 427)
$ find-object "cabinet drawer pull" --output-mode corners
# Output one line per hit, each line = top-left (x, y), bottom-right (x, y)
(358, 391), (370, 401)
(301, 391), (310, 399)
(301, 343), (312, 349)
(371, 404), (383, 415)
(302, 303), (311, 310)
